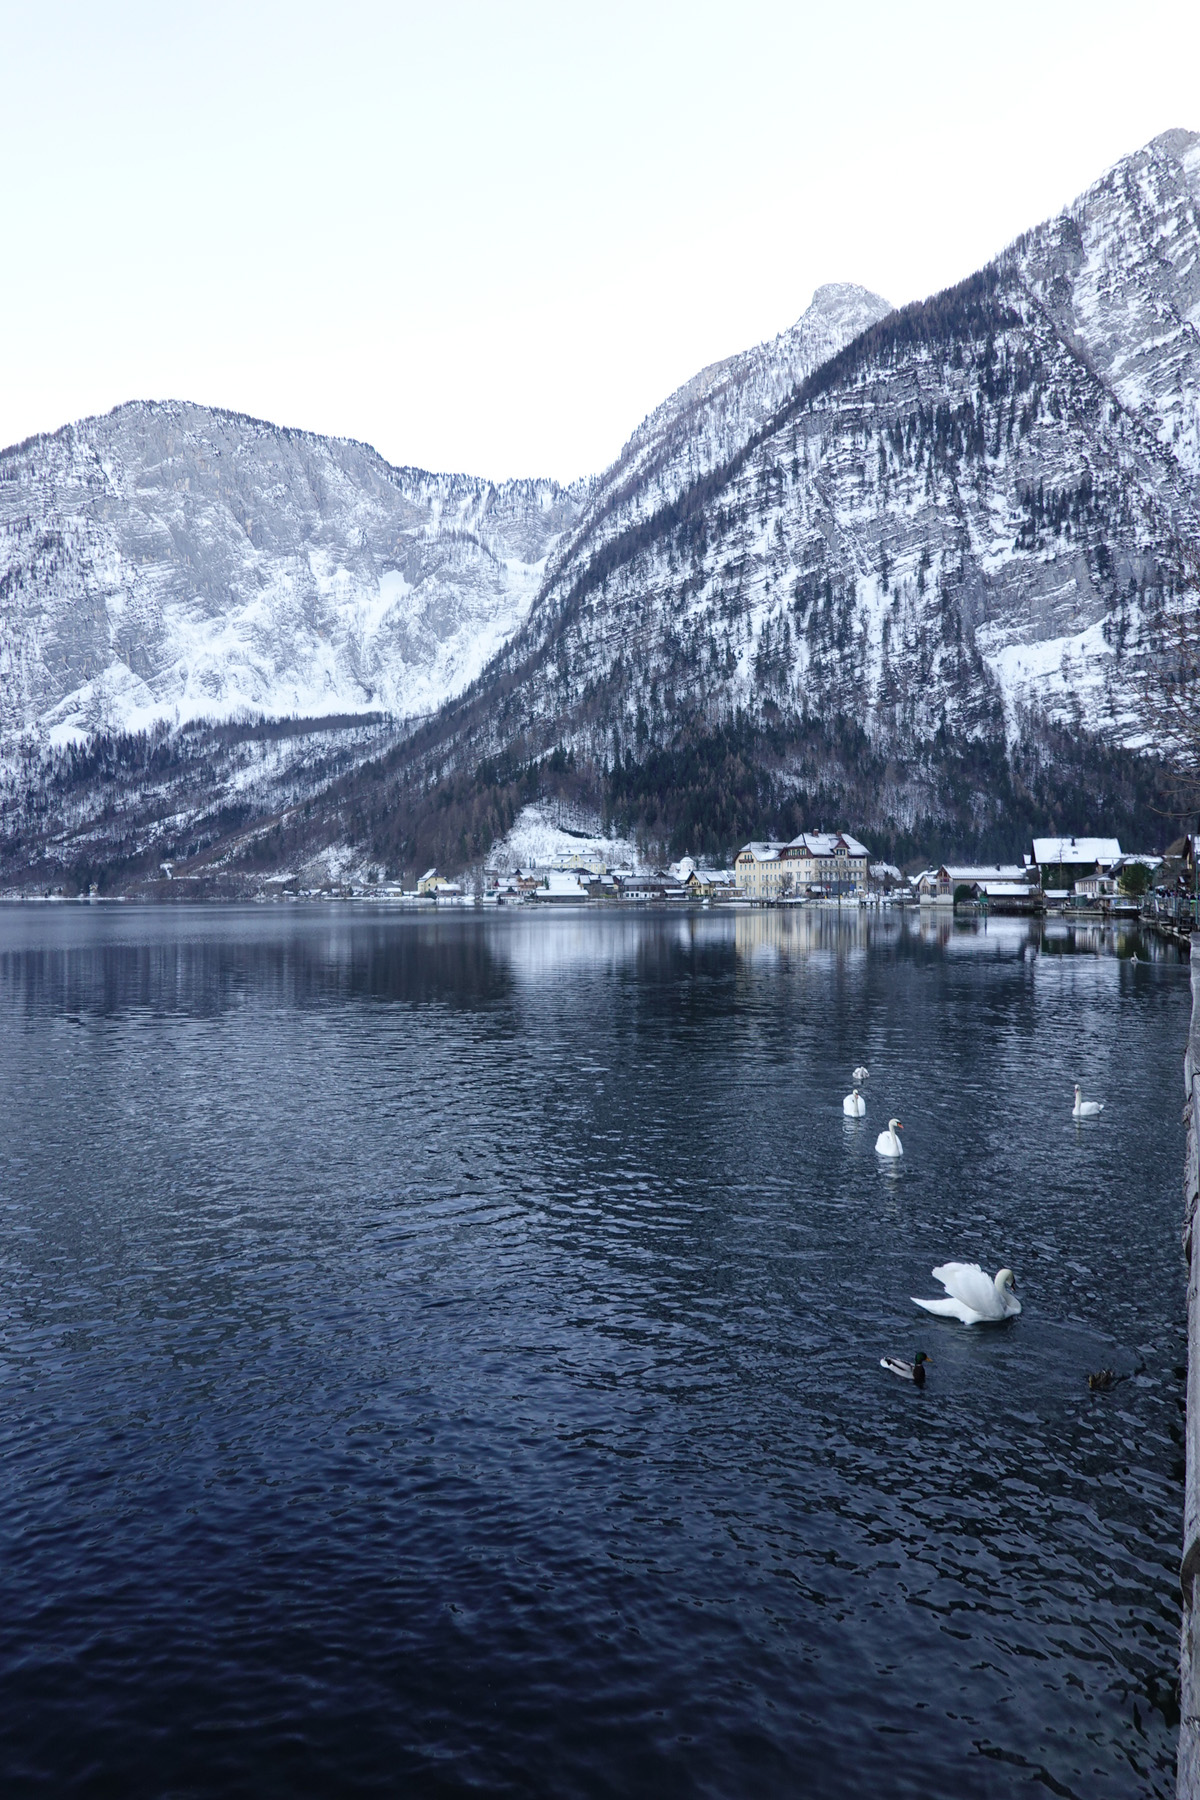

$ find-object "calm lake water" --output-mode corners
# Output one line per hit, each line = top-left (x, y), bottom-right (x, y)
(0, 903), (1190, 1797)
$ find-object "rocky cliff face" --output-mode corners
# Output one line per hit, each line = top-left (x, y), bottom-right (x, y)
(2, 131), (1198, 887)
(546, 282), (893, 582)
(484, 129), (1200, 763)
(377, 127), (1197, 860)
(0, 400), (590, 740)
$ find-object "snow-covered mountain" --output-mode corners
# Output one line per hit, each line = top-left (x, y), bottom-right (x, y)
(545, 281), (893, 583)
(0, 399), (590, 741)
(2, 129), (1198, 888)
(401, 129), (1199, 840)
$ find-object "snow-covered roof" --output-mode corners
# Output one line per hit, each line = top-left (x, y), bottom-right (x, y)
(785, 832), (869, 857)
(941, 865), (1027, 883)
(738, 841), (783, 862)
(1032, 836), (1121, 865)
(980, 882), (1038, 896)
(537, 870), (588, 896)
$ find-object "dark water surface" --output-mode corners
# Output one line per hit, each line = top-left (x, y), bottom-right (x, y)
(0, 903), (1189, 1797)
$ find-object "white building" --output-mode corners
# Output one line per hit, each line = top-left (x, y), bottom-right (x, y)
(920, 864), (1032, 904)
(781, 832), (870, 895)
(1031, 836), (1121, 888)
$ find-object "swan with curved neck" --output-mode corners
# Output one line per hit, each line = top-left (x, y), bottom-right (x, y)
(913, 1263), (1020, 1325)
(875, 1118), (903, 1158)
(843, 1087), (866, 1117)
(1073, 1084), (1104, 1119)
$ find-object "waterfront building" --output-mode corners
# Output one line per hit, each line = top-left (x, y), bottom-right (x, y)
(735, 832), (871, 900)
(680, 867), (740, 898)
(535, 870), (591, 901)
(921, 864), (1034, 905)
(734, 842), (787, 900)
(780, 833), (870, 896)
(1030, 835), (1122, 890)
(1075, 871), (1118, 900)
(417, 868), (462, 897)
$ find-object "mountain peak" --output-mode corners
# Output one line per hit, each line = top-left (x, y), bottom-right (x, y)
(1148, 125), (1200, 160)
(805, 281), (893, 321)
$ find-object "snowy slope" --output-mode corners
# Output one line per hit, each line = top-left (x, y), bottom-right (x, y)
(545, 282), (893, 585)
(3, 130), (1199, 887)
(0, 400), (591, 742)
(487, 803), (642, 872)
(1016, 126), (1200, 480)
(457, 129), (1200, 776)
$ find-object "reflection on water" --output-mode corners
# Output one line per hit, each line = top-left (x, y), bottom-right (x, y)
(0, 903), (1189, 1799)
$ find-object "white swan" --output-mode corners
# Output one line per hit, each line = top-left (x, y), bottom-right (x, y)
(1073, 1084), (1104, 1119)
(913, 1263), (1020, 1325)
(852, 1065), (869, 1084)
(843, 1087), (866, 1117)
(875, 1118), (903, 1157)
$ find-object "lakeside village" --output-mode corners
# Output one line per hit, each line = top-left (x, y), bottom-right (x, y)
(404, 831), (1195, 923)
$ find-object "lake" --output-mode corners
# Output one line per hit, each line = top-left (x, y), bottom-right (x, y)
(0, 903), (1189, 1797)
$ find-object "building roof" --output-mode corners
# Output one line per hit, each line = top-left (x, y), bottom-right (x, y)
(785, 831), (869, 858)
(980, 882), (1038, 896)
(941, 865), (1027, 883)
(538, 870), (589, 897)
(1032, 836), (1121, 865)
(737, 842), (784, 862)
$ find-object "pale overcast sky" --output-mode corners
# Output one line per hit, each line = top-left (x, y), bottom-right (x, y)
(1, 0), (1197, 481)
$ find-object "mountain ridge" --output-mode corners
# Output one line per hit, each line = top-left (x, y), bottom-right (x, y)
(0, 396), (593, 744)
(1, 129), (1198, 889)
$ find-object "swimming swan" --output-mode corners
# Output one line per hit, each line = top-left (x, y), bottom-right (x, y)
(913, 1263), (1020, 1325)
(1073, 1084), (1104, 1118)
(843, 1088), (866, 1117)
(852, 1065), (869, 1084)
(875, 1119), (903, 1157)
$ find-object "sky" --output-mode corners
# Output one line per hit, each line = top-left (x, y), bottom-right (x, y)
(1, 0), (1198, 482)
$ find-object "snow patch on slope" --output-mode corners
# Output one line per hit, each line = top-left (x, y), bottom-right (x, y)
(488, 803), (644, 872)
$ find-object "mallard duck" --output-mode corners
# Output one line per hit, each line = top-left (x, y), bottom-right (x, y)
(1087, 1368), (1115, 1390)
(881, 1351), (931, 1385)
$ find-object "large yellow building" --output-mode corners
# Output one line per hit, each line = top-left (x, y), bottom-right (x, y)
(735, 832), (870, 900)
(734, 842), (787, 899)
